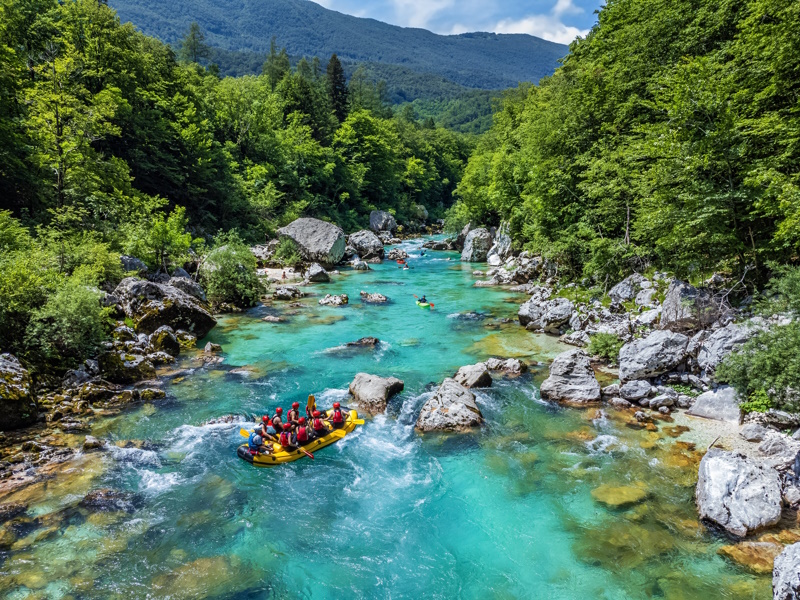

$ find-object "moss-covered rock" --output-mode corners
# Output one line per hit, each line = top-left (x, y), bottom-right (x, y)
(113, 278), (216, 337)
(97, 351), (156, 384)
(0, 354), (37, 431)
(149, 326), (180, 357)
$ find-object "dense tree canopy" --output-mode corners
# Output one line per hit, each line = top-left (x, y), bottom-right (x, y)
(449, 0), (800, 286)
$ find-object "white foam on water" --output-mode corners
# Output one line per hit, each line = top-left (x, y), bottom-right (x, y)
(138, 469), (182, 495)
(586, 434), (625, 455)
(107, 444), (161, 468)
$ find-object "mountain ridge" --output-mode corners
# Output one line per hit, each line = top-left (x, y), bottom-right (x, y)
(109, 0), (568, 91)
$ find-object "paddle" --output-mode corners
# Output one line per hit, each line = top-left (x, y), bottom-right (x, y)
(353, 419), (365, 425)
(412, 294), (434, 309)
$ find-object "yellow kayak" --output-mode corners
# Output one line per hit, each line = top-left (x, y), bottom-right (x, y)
(237, 408), (359, 467)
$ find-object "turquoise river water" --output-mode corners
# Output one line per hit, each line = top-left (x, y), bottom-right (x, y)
(0, 238), (771, 599)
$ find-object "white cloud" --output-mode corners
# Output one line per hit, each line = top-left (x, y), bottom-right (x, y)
(552, 0), (583, 17)
(494, 14), (588, 44)
(389, 0), (455, 29)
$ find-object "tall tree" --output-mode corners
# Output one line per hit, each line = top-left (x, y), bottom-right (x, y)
(263, 37), (290, 90)
(326, 53), (348, 123)
(178, 22), (209, 64)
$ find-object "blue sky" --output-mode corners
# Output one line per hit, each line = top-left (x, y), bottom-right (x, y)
(311, 0), (604, 44)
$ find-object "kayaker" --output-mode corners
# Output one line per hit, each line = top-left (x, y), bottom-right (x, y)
(419, 295), (427, 304)
(287, 402), (301, 429)
(295, 418), (311, 446)
(279, 423), (297, 450)
(270, 407), (284, 433)
(311, 410), (329, 437)
(328, 402), (348, 430)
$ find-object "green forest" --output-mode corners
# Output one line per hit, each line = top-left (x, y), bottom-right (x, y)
(449, 0), (800, 286)
(0, 0), (473, 372)
(2, 0), (800, 407)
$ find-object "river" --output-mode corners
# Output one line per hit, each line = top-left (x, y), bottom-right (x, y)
(0, 238), (770, 599)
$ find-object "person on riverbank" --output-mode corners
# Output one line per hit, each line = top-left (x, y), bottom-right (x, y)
(287, 402), (301, 429)
(311, 410), (329, 438)
(328, 402), (348, 430)
(279, 423), (297, 450)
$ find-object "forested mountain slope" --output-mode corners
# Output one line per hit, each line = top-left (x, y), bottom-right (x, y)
(109, 0), (567, 90)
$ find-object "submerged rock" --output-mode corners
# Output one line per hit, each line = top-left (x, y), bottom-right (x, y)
(277, 217), (346, 265)
(591, 484), (648, 508)
(540, 349), (601, 404)
(696, 448), (782, 537)
(349, 373), (404, 415)
(416, 379), (483, 432)
(80, 488), (139, 513)
(719, 541), (783, 574)
(0, 354), (37, 431)
(454, 363), (493, 389)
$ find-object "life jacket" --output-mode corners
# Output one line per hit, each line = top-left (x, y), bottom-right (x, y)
(332, 409), (344, 423)
(279, 431), (292, 447)
(248, 432), (259, 450)
(287, 409), (299, 423)
(296, 426), (308, 442)
(271, 415), (282, 430)
(312, 418), (326, 431)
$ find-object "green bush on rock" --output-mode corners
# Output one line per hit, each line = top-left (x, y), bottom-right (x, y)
(587, 333), (624, 364)
(201, 231), (265, 308)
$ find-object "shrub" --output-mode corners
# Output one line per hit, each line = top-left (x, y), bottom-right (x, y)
(587, 333), (624, 363)
(25, 277), (112, 369)
(273, 238), (304, 268)
(201, 231), (265, 307)
(738, 389), (774, 414)
(124, 206), (195, 273)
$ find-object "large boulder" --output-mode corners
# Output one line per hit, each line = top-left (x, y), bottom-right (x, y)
(454, 363), (493, 388)
(518, 297), (575, 334)
(619, 380), (653, 401)
(277, 218), (346, 265)
(167, 277), (207, 302)
(618, 330), (689, 382)
(348, 230), (384, 259)
(696, 448), (782, 537)
(120, 255), (148, 274)
(369, 210), (397, 233)
(697, 323), (756, 373)
(98, 351), (157, 385)
(0, 354), (37, 431)
(305, 263), (330, 283)
(416, 379), (483, 432)
(460, 228), (492, 262)
(660, 280), (718, 332)
(540, 349), (601, 403)
(687, 386), (742, 424)
(486, 222), (512, 266)
(773, 543), (800, 600)
(113, 278), (216, 338)
(609, 273), (647, 304)
(349, 373), (404, 415)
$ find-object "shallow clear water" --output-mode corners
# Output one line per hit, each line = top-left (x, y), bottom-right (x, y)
(0, 239), (770, 599)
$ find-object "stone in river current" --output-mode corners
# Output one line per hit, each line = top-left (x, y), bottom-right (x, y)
(416, 378), (483, 432)
(591, 484), (648, 508)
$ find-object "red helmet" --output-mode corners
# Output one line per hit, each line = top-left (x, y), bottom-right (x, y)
(283, 423), (291, 430)
(333, 402), (340, 409)
(262, 416), (269, 423)
(298, 417), (306, 425)
(292, 402), (300, 409)
(313, 410), (321, 417)
(275, 407), (283, 414)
